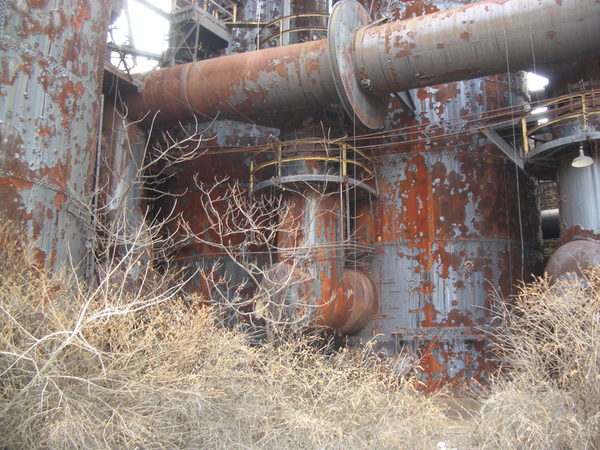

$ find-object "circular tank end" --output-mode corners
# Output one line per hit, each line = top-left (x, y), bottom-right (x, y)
(328, 0), (389, 130)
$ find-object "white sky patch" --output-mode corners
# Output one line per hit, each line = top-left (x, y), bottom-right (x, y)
(111, 0), (172, 73)
(527, 72), (549, 92)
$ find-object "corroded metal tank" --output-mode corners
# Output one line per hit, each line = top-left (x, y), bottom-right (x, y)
(350, 0), (545, 387)
(0, 0), (110, 270)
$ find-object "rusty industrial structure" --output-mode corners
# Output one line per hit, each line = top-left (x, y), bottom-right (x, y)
(3, 0), (600, 387)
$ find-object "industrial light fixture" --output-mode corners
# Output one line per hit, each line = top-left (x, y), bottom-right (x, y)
(572, 143), (594, 168)
(531, 106), (548, 115)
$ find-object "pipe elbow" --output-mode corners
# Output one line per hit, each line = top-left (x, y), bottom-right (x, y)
(260, 263), (376, 335)
(315, 269), (377, 335)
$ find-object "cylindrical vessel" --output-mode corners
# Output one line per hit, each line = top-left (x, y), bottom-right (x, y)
(350, 0), (544, 387)
(558, 153), (600, 243)
(275, 190), (376, 335)
(0, 0), (110, 270)
(362, 144), (542, 385)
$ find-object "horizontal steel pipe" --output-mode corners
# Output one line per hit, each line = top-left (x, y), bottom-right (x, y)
(124, 39), (338, 127)
(354, 0), (600, 94)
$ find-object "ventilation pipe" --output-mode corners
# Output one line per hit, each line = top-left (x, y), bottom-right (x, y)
(124, 0), (600, 130)
(270, 190), (376, 335)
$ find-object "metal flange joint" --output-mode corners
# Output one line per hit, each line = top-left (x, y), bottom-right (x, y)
(327, 0), (389, 130)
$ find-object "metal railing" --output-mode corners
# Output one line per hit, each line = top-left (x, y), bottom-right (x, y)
(522, 88), (600, 154)
(250, 139), (376, 194)
(173, 0), (237, 23)
(258, 13), (329, 48)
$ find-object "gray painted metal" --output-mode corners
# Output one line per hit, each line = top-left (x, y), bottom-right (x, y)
(480, 127), (524, 170)
(558, 153), (600, 239)
(0, 0), (110, 271)
(546, 240), (600, 283)
(328, 0), (387, 130)
(354, 0), (600, 94)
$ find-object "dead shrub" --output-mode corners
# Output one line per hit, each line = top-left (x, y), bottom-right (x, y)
(0, 220), (446, 449)
(473, 268), (600, 449)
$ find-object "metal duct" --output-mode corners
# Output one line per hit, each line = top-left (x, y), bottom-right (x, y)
(272, 190), (377, 335)
(546, 239), (600, 283)
(541, 208), (560, 240)
(354, 0), (600, 93)
(124, 0), (600, 130)
(123, 39), (337, 127)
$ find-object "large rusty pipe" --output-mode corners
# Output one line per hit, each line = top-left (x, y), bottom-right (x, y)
(124, 39), (337, 127)
(125, 0), (600, 130)
(274, 190), (376, 335)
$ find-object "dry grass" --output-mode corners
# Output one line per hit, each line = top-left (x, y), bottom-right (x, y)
(472, 269), (600, 449)
(5, 212), (599, 449)
(0, 219), (446, 449)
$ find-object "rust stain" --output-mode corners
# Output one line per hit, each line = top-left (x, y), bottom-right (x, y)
(0, 57), (20, 87)
(443, 67), (481, 79)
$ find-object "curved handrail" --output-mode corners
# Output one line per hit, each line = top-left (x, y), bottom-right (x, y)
(258, 13), (329, 48)
(522, 90), (600, 154)
(250, 139), (375, 193)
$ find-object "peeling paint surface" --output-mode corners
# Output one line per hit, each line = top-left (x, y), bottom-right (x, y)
(354, 0), (600, 93)
(348, 2), (543, 384)
(124, 39), (338, 128)
(352, 145), (543, 386)
(277, 190), (376, 334)
(0, 0), (109, 270)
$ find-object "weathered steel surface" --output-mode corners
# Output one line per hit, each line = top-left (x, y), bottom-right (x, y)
(0, 0), (109, 270)
(367, 0), (473, 21)
(558, 152), (600, 244)
(348, 31), (541, 384)
(124, 39), (338, 128)
(354, 146), (543, 385)
(354, 0), (600, 94)
(276, 190), (376, 334)
(328, 0), (388, 129)
(124, 0), (600, 130)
